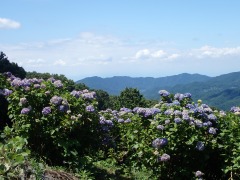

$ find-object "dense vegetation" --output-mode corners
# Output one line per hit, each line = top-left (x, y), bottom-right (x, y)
(1, 52), (240, 179)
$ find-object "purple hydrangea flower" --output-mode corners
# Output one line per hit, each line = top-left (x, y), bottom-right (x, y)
(117, 118), (125, 123)
(157, 125), (164, 130)
(53, 80), (63, 88)
(3, 88), (13, 96)
(174, 110), (182, 116)
(124, 118), (131, 123)
(159, 153), (170, 162)
(50, 96), (63, 105)
(164, 109), (173, 116)
(34, 84), (41, 89)
(196, 141), (205, 151)
(159, 90), (170, 97)
(174, 93), (184, 101)
(165, 119), (171, 124)
(208, 114), (217, 121)
(152, 138), (168, 149)
(82, 92), (96, 100)
(203, 121), (212, 127)
(174, 118), (182, 124)
(42, 107), (51, 115)
(86, 105), (95, 112)
(120, 107), (132, 113)
(208, 127), (217, 135)
(21, 108), (31, 115)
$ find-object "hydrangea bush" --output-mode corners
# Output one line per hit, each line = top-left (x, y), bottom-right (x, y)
(5, 73), (100, 166)
(1, 72), (240, 179)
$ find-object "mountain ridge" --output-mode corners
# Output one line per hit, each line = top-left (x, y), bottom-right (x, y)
(76, 72), (240, 110)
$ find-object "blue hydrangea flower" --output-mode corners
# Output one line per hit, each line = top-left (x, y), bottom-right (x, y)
(152, 138), (168, 149)
(184, 93), (192, 98)
(42, 107), (51, 115)
(159, 90), (170, 97)
(174, 118), (182, 124)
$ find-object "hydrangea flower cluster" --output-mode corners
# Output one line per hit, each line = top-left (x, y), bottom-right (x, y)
(42, 107), (51, 115)
(133, 107), (161, 117)
(159, 153), (170, 162)
(152, 138), (168, 149)
(21, 107), (31, 115)
(70, 89), (96, 100)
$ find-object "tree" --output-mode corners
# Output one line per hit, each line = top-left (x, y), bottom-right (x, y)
(119, 87), (147, 109)
(0, 51), (26, 78)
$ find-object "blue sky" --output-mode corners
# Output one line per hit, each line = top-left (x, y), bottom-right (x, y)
(1, 0), (240, 80)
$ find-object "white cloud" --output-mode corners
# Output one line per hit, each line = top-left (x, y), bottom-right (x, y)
(2, 32), (240, 80)
(190, 46), (240, 58)
(0, 18), (21, 29)
(151, 50), (166, 58)
(135, 49), (151, 59)
(135, 49), (167, 59)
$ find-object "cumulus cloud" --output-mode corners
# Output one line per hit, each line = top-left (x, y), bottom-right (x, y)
(135, 49), (167, 59)
(0, 18), (21, 29)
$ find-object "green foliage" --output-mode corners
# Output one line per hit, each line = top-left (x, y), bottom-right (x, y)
(0, 52), (26, 78)
(119, 88), (147, 109)
(0, 126), (45, 179)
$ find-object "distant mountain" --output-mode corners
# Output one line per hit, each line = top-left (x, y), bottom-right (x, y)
(77, 73), (211, 95)
(77, 72), (240, 110)
(165, 72), (240, 110)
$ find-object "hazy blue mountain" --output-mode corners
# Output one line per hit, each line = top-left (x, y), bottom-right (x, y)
(77, 72), (240, 110)
(77, 73), (211, 95)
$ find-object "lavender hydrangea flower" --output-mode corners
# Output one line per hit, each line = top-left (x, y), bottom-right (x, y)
(82, 92), (96, 100)
(120, 107), (132, 113)
(165, 119), (171, 125)
(208, 127), (217, 135)
(50, 96), (63, 105)
(3, 88), (13, 96)
(196, 141), (205, 151)
(117, 118), (125, 123)
(157, 125), (164, 130)
(21, 108), (31, 115)
(208, 114), (217, 121)
(194, 120), (203, 128)
(53, 80), (63, 88)
(42, 107), (51, 115)
(159, 153), (170, 162)
(184, 93), (192, 98)
(86, 105), (95, 112)
(124, 118), (131, 123)
(159, 90), (170, 97)
(152, 138), (168, 149)
(34, 84), (41, 89)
